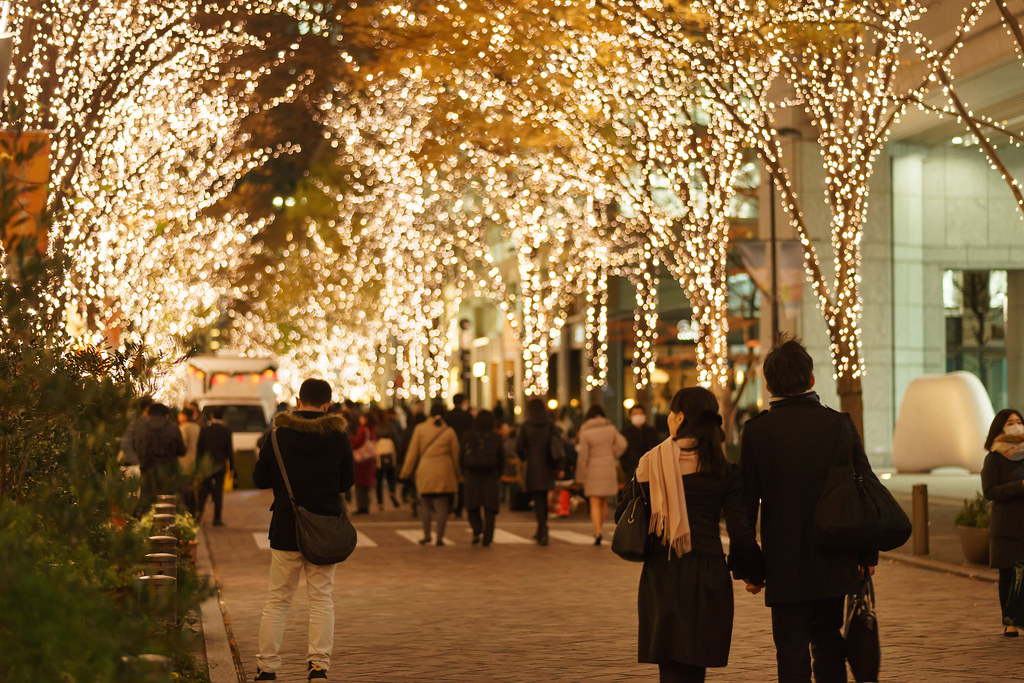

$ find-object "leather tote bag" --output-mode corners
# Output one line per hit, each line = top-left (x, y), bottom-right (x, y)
(612, 477), (650, 562)
(844, 575), (881, 682)
(813, 418), (912, 552)
(271, 430), (357, 565)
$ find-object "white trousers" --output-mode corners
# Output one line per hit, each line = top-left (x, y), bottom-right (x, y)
(256, 549), (337, 673)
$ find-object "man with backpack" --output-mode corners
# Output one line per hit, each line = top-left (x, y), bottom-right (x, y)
(133, 402), (187, 507)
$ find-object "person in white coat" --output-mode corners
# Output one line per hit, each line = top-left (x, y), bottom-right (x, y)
(576, 404), (627, 545)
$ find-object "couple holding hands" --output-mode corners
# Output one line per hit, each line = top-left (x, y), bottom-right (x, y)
(618, 338), (878, 683)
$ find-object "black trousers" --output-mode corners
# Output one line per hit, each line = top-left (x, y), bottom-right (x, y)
(375, 465), (397, 504)
(999, 567), (1015, 621)
(197, 469), (226, 523)
(467, 507), (496, 543)
(658, 662), (705, 683)
(770, 597), (846, 683)
(531, 491), (548, 537)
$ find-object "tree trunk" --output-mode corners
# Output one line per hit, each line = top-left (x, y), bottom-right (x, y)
(837, 373), (864, 443)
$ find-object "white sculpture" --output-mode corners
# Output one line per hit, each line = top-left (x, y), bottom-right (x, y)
(891, 371), (995, 473)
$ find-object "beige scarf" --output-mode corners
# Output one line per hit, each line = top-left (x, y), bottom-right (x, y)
(635, 436), (698, 559)
(993, 433), (1024, 461)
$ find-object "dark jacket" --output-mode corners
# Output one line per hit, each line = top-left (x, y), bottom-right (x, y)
(981, 451), (1024, 569)
(516, 417), (562, 492)
(253, 411), (355, 552)
(621, 423), (662, 482)
(445, 407), (474, 441)
(399, 411), (427, 466)
(461, 428), (505, 511)
(740, 393), (878, 606)
(133, 415), (186, 473)
(196, 421), (234, 474)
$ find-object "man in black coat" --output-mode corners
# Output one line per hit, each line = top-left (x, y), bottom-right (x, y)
(252, 379), (355, 681)
(445, 393), (474, 516)
(133, 402), (186, 506)
(740, 338), (878, 683)
(621, 403), (662, 483)
(195, 406), (234, 526)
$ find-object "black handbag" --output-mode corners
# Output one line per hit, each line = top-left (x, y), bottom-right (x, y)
(612, 477), (650, 562)
(813, 418), (912, 552)
(844, 575), (880, 682)
(271, 429), (357, 565)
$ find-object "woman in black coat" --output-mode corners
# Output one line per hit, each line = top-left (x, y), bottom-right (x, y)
(460, 410), (505, 546)
(981, 408), (1024, 637)
(615, 387), (764, 683)
(516, 397), (564, 546)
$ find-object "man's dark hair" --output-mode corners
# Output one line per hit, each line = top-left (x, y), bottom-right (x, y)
(209, 406), (225, 420)
(139, 396), (154, 410)
(585, 403), (606, 420)
(148, 403), (170, 418)
(474, 409), (496, 432)
(452, 393), (467, 408)
(298, 379), (332, 407)
(629, 403), (646, 414)
(763, 337), (814, 397)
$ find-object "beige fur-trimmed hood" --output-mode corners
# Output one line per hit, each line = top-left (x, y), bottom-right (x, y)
(273, 411), (348, 435)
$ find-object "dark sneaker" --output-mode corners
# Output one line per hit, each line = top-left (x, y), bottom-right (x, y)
(308, 662), (327, 680)
(254, 668), (276, 681)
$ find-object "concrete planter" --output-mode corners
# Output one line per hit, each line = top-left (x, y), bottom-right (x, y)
(957, 525), (990, 565)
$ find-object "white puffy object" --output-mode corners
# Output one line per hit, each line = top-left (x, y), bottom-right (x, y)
(891, 372), (995, 473)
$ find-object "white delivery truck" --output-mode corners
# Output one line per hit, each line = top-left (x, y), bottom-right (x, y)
(185, 355), (279, 488)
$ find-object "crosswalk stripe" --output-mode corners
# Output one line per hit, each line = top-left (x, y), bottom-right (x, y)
(463, 528), (532, 544)
(547, 529), (603, 546)
(356, 530), (378, 548)
(395, 529), (456, 545)
(252, 532), (270, 550)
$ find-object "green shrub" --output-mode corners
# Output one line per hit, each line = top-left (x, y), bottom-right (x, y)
(955, 492), (990, 528)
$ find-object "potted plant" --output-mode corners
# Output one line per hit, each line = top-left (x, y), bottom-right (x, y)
(955, 492), (990, 565)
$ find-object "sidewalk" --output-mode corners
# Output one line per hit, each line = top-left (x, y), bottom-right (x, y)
(198, 489), (1016, 682)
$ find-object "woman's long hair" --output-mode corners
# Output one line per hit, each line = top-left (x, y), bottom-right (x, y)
(985, 408), (1024, 450)
(669, 387), (727, 475)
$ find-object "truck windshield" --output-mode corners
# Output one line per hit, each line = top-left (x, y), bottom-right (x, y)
(216, 405), (268, 432)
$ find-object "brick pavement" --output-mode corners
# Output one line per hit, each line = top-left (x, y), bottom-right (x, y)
(202, 489), (1018, 682)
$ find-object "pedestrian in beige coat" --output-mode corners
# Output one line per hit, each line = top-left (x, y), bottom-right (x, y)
(576, 404), (627, 544)
(400, 403), (462, 546)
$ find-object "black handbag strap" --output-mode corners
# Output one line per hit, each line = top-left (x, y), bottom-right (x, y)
(270, 428), (299, 514)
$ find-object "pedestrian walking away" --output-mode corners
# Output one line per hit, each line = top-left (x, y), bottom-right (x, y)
(119, 395), (154, 479)
(981, 408), (1024, 637)
(575, 403), (627, 545)
(446, 392), (474, 517)
(616, 387), (764, 683)
(133, 402), (187, 508)
(252, 378), (355, 681)
(178, 403), (201, 515)
(350, 411), (377, 515)
(516, 397), (566, 546)
(740, 337), (879, 682)
(460, 409), (505, 546)
(399, 402), (462, 546)
(373, 407), (402, 511)
(196, 406), (234, 526)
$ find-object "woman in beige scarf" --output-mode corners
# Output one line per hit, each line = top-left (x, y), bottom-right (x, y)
(616, 387), (764, 683)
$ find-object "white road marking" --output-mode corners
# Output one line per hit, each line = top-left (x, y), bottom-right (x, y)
(252, 533), (270, 550)
(464, 528), (532, 544)
(547, 529), (603, 546)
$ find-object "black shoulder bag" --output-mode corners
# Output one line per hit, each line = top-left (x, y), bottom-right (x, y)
(271, 429), (357, 565)
(813, 418), (912, 552)
(612, 477), (650, 562)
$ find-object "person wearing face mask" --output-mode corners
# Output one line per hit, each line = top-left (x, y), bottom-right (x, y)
(981, 408), (1024, 637)
(615, 387), (764, 683)
(622, 403), (663, 485)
